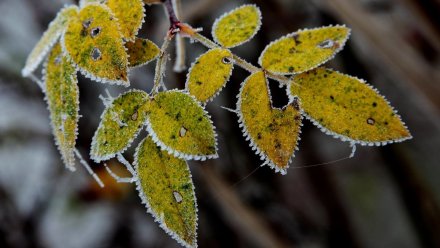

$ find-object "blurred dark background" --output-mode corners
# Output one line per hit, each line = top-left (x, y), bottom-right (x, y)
(1, 0), (440, 247)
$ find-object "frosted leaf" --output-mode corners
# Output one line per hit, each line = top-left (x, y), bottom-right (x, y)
(289, 67), (412, 145)
(62, 4), (129, 85)
(186, 48), (234, 103)
(146, 90), (218, 160)
(22, 5), (79, 77)
(105, 0), (145, 41)
(126, 38), (160, 68)
(212, 5), (262, 48)
(44, 43), (79, 171)
(259, 25), (350, 74)
(91, 90), (149, 162)
(238, 71), (301, 174)
(135, 136), (197, 248)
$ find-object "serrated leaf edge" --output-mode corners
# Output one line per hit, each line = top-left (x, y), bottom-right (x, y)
(237, 72), (302, 175)
(145, 89), (219, 161)
(211, 4), (262, 49)
(60, 3), (130, 86)
(22, 5), (79, 77)
(184, 48), (235, 104)
(41, 47), (79, 171)
(287, 68), (412, 146)
(90, 89), (149, 162)
(128, 39), (160, 70)
(258, 24), (351, 75)
(133, 136), (198, 248)
(79, 0), (146, 42)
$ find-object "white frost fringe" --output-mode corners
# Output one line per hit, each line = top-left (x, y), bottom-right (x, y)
(145, 90), (219, 161)
(258, 24), (352, 75)
(236, 73), (302, 175)
(211, 4), (262, 49)
(286, 69), (413, 147)
(133, 137), (198, 248)
(74, 149), (104, 188)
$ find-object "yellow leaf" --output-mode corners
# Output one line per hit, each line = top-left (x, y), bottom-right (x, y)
(135, 136), (197, 248)
(290, 68), (412, 145)
(186, 48), (234, 103)
(22, 5), (78, 77)
(212, 5), (262, 48)
(80, 0), (145, 41)
(259, 25), (350, 74)
(91, 90), (149, 162)
(147, 90), (218, 160)
(238, 71), (302, 174)
(63, 4), (129, 85)
(106, 0), (145, 41)
(44, 43), (79, 171)
(126, 38), (160, 68)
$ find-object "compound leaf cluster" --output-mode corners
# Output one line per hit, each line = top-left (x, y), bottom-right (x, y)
(22, 2), (413, 248)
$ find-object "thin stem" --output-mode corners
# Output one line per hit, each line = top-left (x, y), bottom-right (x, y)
(103, 163), (136, 184)
(162, 0), (180, 29)
(151, 36), (172, 95)
(74, 149), (105, 188)
(29, 73), (45, 91)
(116, 153), (136, 177)
(172, 0), (187, 72)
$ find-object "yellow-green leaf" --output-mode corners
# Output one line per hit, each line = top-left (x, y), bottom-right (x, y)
(290, 68), (412, 145)
(63, 4), (129, 85)
(126, 38), (160, 68)
(238, 71), (302, 174)
(22, 5), (78, 77)
(186, 48), (234, 103)
(44, 43), (79, 171)
(91, 90), (149, 162)
(147, 90), (218, 160)
(80, 0), (145, 41)
(106, 0), (145, 41)
(135, 136), (197, 248)
(212, 5), (262, 48)
(259, 25), (350, 74)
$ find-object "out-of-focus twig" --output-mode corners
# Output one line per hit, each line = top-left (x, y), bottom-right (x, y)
(196, 165), (289, 248)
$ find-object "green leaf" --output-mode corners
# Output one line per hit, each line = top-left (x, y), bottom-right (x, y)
(147, 90), (218, 160)
(238, 71), (302, 174)
(22, 5), (78, 77)
(135, 136), (197, 248)
(91, 90), (149, 162)
(290, 67), (412, 145)
(212, 4), (262, 48)
(259, 25), (350, 75)
(186, 48), (234, 103)
(44, 43), (79, 171)
(126, 38), (160, 68)
(63, 3), (129, 85)
(105, 0), (145, 41)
